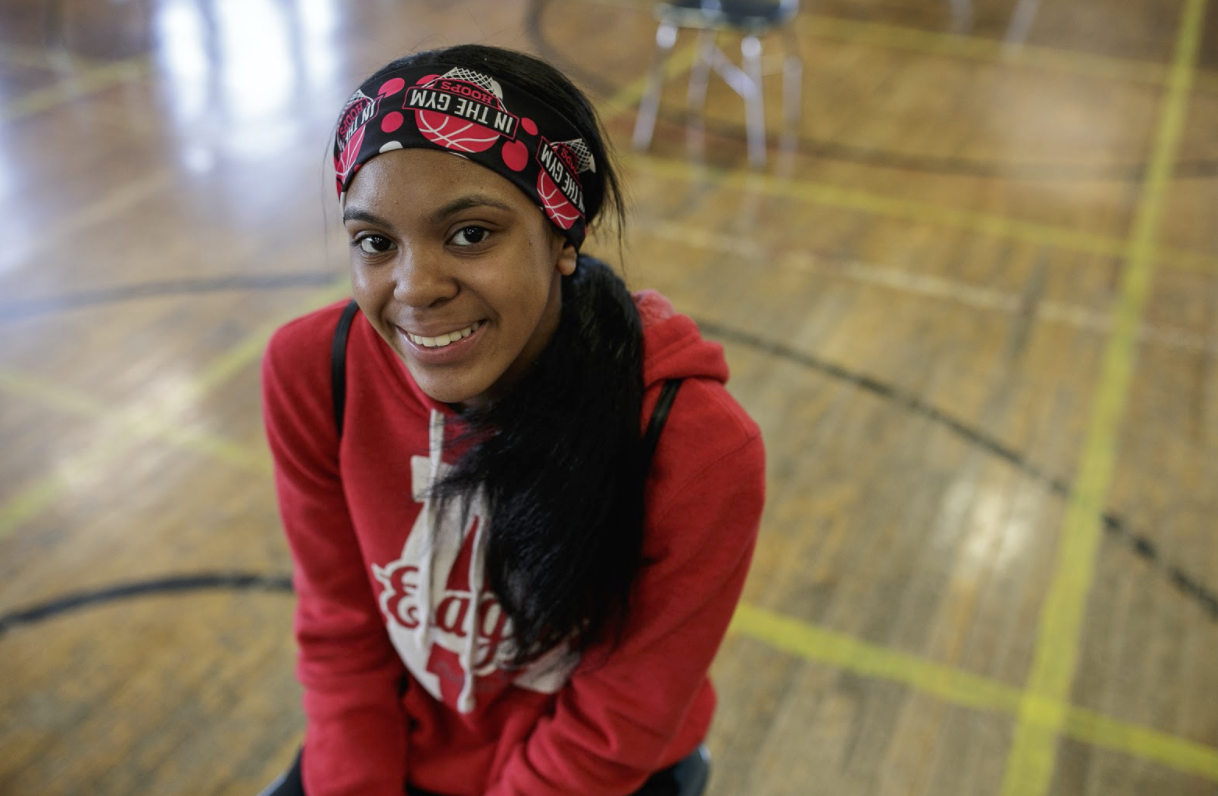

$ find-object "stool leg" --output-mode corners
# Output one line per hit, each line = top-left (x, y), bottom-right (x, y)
(685, 28), (718, 162)
(741, 34), (766, 169)
(1003, 0), (1043, 49)
(633, 22), (679, 153)
(781, 26), (802, 155)
(42, 0), (65, 49)
(949, 0), (973, 33)
(686, 28), (717, 115)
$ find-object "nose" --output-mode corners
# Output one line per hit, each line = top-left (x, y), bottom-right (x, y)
(392, 244), (458, 308)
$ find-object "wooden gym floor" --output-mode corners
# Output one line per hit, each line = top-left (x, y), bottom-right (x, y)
(1, 0), (1216, 794)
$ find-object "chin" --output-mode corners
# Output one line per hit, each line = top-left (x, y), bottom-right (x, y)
(412, 372), (487, 407)
(426, 388), (478, 407)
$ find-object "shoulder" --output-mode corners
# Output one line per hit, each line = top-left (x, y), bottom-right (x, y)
(650, 376), (763, 487)
(261, 300), (354, 421)
(262, 300), (356, 385)
(265, 300), (353, 363)
(632, 289), (764, 542)
(641, 375), (764, 562)
(634, 289), (758, 465)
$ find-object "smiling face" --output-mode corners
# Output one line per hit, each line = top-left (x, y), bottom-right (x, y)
(343, 148), (577, 408)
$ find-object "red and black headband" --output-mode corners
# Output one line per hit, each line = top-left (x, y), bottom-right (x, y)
(334, 63), (599, 250)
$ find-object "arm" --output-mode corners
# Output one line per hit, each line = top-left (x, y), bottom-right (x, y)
(262, 320), (408, 796)
(486, 425), (765, 796)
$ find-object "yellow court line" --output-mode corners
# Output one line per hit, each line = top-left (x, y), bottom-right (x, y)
(0, 56), (149, 123)
(2, 372), (1216, 784)
(0, 170), (177, 278)
(600, 40), (701, 116)
(189, 279), (351, 397)
(1, 273), (1214, 781)
(3, 358), (1215, 783)
(0, 13), (1212, 782)
(0, 370), (269, 474)
(731, 604), (1218, 782)
(3, 371), (1215, 784)
(797, 13), (1218, 95)
(580, 0), (1218, 92)
(998, 1), (1208, 795)
(623, 153), (1218, 276)
(0, 43), (107, 71)
(0, 44), (60, 70)
(795, 15), (1170, 88)
(0, 281), (350, 540)
(0, 441), (125, 537)
(637, 218), (1218, 355)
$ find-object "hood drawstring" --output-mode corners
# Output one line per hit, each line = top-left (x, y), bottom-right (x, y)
(415, 410), (444, 651)
(457, 514), (485, 713)
(422, 409), (484, 715)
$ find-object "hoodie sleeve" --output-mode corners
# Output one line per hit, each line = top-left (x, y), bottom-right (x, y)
(262, 312), (408, 796)
(485, 379), (765, 796)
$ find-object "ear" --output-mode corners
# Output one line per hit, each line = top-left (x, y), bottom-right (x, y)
(556, 242), (578, 276)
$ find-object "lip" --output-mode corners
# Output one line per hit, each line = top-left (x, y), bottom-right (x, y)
(395, 321), (485, 364)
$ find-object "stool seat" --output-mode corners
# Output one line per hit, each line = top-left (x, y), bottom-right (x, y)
(656, 0), (799, 33)
(258, 744), (712, 796)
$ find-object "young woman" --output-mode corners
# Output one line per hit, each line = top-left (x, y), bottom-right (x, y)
(261, 44), (765, 796)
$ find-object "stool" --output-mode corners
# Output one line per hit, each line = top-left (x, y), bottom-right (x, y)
(673, 743), (712, 796)
(257, 744), (711, 796)
(632, 0), (802, 168)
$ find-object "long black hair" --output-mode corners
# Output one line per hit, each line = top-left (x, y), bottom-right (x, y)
(364, 45), (643, 666)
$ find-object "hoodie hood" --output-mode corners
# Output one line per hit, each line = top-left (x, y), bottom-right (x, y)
(636, 290), (730, 389)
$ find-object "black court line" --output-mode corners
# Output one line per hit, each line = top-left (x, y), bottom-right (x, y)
(0, 305), (1210, 627)
(0, 272), (342, 323)
(525, 0), (1218, 619)
(0, 312), (1214, 630)
(526, 0), (1218, 182)
(0, 184), (1206, 621)
(696, 319), (1218, 623)
(0, 572), (293, 637)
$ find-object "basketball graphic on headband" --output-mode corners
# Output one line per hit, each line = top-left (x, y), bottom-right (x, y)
(333, 62), (602, 250)
(334, 90), (380, 193)
(405, 68), (521, 154)
(536, 138), (595, 231)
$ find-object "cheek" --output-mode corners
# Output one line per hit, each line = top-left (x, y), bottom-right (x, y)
(515, 238), (562, 306)
(350, 262), (390, 300)
(349, 268), (396, 338)
(498, 269), (555, 328)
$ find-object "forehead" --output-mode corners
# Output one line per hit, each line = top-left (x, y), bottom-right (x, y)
(344, 147), (534, 216)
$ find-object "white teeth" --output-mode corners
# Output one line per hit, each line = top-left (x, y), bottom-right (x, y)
(408, 321), (480, 348)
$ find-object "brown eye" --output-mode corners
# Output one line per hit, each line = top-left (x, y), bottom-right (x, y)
(451, 226), (490, 246)
(357, 235), (394, 254)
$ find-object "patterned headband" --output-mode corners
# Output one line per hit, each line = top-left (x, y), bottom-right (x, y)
(334, 63), (599, 249)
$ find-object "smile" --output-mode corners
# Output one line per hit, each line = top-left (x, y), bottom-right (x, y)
(406, 321), (482, 348)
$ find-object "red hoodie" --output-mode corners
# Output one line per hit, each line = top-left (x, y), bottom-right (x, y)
(261, 290), (765, 796)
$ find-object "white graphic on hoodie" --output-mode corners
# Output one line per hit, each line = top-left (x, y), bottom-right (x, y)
(372, 411), (579, 713)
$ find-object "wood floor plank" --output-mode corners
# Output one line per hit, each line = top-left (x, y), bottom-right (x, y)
(1, 1), (1215, 794)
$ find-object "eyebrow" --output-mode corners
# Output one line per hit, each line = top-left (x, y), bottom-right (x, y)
(342, 207), (392, 226)
(428, 194), (515, 223)
(342, 194), (515, 227)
